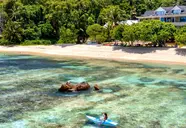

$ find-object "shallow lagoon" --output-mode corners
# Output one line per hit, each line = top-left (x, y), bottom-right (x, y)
(0, 53), (186, 128)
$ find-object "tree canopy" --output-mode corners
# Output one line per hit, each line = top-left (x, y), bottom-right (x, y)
(111, 20), (177, 46)
(0, 0), (186, 45)
(175, 26), (186, 45)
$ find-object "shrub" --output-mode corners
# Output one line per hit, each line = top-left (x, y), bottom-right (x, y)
(86, 24), (107, 43)
(23, 27), (41, 40)
(3, 21), (23, 43)
(58, 26), (78, 44)
(111, 25), (124, 41)
(175, 26), (186, 45)
(21, 40), (52, 45)
(0, 39), (10, 45)
(39, 22), (54, 38)
(96, 35), (107, 43)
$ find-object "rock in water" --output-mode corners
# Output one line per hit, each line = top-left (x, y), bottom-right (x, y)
(58, 82), (90, 92)
(76, 82), (90, 91)
(94, 84), (100, 91)
(58, 84), (70, 92)
(58, 82), (74, 92)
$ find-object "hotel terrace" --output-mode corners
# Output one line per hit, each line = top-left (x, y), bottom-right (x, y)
(137, 5), (186, 26)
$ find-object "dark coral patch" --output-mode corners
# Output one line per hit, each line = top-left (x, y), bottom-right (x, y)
(172, 69), (184, 74)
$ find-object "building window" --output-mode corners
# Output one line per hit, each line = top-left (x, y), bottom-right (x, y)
(156, 11), (165, 16)
(161, 18), (165, 21)
(166, 18), (171, 22)
(172, 10), (181, 14)
(180, 17), (186, 22)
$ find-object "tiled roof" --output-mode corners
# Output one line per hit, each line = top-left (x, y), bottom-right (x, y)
(178, 6), (186, 10)
(162, 7), (174, 12)
(178, 6), (186, 14)
(143, 11), (155, 16)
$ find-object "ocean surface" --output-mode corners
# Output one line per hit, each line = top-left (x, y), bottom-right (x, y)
(0, 53), (186, 128)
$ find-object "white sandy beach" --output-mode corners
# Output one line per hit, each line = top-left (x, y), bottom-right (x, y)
(0, 45), (186, 65)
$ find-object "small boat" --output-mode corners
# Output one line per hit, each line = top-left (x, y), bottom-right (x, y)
(86, 115), (118, 127)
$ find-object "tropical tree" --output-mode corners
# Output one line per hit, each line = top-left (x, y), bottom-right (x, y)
(111, 24), (124, 41)
(3, 20), (23, 43)
(122, 25), (136, 45)
(23, 26), (41, 40)
(157, 23), (176, 45)
(175, 25), (186, 45)
(58, 26), (78, 44)
(39, 22), (54, 39)
(99, 5), (127, 26)
(1, 0), (183, 45)
(175, 33), (186, 45)
(86, 24), (107, 43)
(138, 20), (176, 46)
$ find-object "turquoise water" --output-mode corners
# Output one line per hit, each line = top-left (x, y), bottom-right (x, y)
(0, 53), (186, 128)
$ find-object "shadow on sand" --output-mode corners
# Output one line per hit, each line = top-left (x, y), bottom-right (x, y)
(175, 48), (186, 56)
(112, 46), (170, 54)
(57, 44), (77, 48)
(57, 44), (103, 48)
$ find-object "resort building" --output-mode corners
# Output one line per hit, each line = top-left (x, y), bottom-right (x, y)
(118, 20), (139, 26)
(137, 5), (186, 26)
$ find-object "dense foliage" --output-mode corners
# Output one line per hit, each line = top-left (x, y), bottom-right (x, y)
(110, 20), (177, 46)
(175, 26), (186, 45)
(86, 24), (107, 43)
(1, 0), (186, 45)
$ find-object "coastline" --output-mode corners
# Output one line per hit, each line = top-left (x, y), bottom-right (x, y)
(0, 45), (186, 66)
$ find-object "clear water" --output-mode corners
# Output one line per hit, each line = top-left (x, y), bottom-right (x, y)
(0, 53), (186, 128)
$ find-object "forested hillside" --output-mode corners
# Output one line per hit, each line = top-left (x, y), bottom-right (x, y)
(0, 0), (186, 45)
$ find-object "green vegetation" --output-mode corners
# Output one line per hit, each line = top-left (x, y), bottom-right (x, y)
(175, 26), (186, 45)
(137, 20), (176, 46)
(21, 40), (52, 45)
(111, 20), (177, 46)
(86, 24), (107, 43)
(1, 0), (186, 45)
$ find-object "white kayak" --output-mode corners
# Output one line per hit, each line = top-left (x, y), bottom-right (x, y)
(86, 115), (118, 127)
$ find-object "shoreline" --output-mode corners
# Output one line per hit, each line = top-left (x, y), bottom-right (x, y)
(0, 45), (186, 66)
